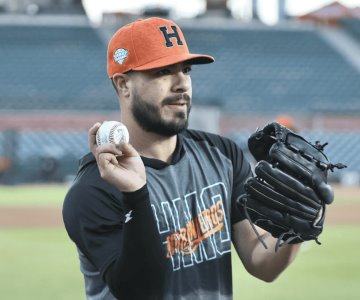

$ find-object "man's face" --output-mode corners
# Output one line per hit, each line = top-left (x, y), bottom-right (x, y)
(129, 63), (193, 136)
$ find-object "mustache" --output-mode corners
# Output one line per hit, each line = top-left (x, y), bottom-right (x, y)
(162, 94), (191, 105)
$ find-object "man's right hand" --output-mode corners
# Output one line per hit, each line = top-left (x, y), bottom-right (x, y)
(89, 123), (146, 192)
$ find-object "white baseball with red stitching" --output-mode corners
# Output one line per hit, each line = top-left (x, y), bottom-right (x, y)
(96, 121), (129, 146)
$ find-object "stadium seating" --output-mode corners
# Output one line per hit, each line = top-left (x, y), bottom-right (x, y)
(0, 25), (117, 110)
(341, 18), (360, 41)
(1, 24), (360, 113)
(1, 21), (359, 184)
(184, 27), (360, 114)
(0, 130), (87, 184)
(0, 129), (358, 184)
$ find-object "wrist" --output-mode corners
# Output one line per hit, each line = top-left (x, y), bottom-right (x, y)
(119, 180), (146, 193)
(122, 184), (149, 209)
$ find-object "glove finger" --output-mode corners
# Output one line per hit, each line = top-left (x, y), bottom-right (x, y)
(241, 196), (321, 238)
(245, 177), (318, 221)
(270, 142), (321, 183)
(269, 142), (334, 204)
(315, 181), (334, 204)
(239, 197), (288, 238)
(255, 160), (322, 209)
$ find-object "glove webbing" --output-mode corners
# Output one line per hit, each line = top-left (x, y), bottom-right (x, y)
(287, 140), (346, 172)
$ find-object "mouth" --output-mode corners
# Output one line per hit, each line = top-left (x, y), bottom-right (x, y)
(166, 102), (187, 106)
(165, 102), (188, 113)
(163, 94), (191, 108)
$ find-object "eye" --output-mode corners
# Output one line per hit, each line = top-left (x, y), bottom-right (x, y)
(156, 68), (171, 76)
(183, 66), (192, 75)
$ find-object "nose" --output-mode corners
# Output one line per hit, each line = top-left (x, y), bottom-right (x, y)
(171, 71), (191, 93)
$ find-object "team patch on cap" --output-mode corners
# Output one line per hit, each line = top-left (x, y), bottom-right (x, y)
(114, 48), (128, 65)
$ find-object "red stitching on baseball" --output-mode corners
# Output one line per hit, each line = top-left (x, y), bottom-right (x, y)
(109, 124), (117, 144)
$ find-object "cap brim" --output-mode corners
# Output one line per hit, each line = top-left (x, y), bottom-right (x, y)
(132, 53), (214, 71)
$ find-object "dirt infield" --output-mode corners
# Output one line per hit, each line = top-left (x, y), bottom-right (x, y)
(0, 186), (360, 229)
(326, 204), (360, 225)
(0, 204), (358, 228)
(0, 206), (64, 228)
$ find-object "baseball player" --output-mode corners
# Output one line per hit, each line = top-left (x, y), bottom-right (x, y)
(63, 17), (309, 300)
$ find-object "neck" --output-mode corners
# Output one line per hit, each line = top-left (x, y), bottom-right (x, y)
(122, 115), (178, 163)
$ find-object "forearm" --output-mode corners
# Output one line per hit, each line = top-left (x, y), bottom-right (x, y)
(233, 220), (301, 283)
(247, 232), (301, 282)
(105, 185), (169, 298)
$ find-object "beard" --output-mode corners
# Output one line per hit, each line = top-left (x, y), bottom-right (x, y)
(131, 91), (191, 137)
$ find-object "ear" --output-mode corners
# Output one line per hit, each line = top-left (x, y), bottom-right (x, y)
(112, 73), (131, 97)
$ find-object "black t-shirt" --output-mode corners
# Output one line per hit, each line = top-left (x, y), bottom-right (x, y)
(63, 129), (252, 300)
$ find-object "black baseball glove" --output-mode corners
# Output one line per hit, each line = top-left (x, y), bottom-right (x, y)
(237, 122), (346, 251)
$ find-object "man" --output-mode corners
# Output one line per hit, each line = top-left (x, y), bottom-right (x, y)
(63, 17), (300, 300)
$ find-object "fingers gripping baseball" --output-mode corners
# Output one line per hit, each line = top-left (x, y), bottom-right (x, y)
(89, 122), (146, 192)
(88, 122), (101, 153)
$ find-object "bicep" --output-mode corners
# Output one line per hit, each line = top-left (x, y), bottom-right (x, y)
(63, 183), (125, 275)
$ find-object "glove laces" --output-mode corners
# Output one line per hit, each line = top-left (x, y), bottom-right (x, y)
(238, 195), (268, 250)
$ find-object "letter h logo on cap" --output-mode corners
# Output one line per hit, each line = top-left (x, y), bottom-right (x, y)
(159, 26), (184, 48)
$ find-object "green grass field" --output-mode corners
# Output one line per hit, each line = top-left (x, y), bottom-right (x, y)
(0, 229), (84, 300)
(0, 185), (359, 299)
(232, 225), (360, 300)
(0, 184), (69, 206)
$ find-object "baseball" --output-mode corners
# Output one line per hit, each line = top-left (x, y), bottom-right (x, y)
(96, 121), (130, 146)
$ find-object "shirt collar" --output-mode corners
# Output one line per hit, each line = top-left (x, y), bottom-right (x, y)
(141, 132), (185, 169)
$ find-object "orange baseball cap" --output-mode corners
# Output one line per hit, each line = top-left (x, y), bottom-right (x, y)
(107, 17), (214, 78)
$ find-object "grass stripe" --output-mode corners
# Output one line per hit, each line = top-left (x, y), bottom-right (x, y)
(0, 225), (359, 299)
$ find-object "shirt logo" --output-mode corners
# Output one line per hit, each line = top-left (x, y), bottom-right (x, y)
(165, 200), (225, 258)
(125, 210), (133, 223)
(114, 48), (128, 65)
(151, 182), (231, 271)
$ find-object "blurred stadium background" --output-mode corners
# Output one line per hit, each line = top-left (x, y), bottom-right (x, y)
(1, 0), (360, 186)
(0, 0), (359, 299)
